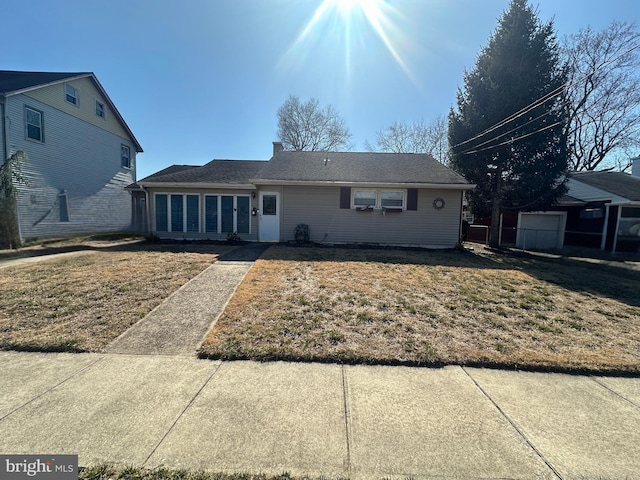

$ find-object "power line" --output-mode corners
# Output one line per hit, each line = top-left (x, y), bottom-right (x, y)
(450, 41), (640, 154)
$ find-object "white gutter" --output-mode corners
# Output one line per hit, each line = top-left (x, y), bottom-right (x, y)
(138, 182), (256, 189)
(252, 180), (476, 190)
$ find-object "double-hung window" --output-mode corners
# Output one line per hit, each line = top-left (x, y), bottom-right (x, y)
(352, 189), (406, 209)
(25, 107), (44, 142)
(121, 145), (131, 168)
(353, 190), (377, 208)
(381, 191), (405, 209)
(65, 84), (78, 105)
(95, 100), (105, 118)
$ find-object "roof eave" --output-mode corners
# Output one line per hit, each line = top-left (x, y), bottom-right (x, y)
(1, 72), (93, 97)
(252, 179), (474, 189)
(138, 181), (256, 189)
(3, 72), (143, 153)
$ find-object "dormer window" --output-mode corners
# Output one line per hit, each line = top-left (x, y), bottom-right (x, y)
(65, 84), (78, 105)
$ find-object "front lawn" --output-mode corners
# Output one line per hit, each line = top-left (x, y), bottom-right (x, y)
(0, 242), (233, 352)
(199, 245), (640, 374)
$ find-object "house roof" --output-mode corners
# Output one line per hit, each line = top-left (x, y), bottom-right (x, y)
(139, 152), (472, 189)
(255, 151), (471, 187)
(0, 70), (143, 152)
(139, 160), (267, 185)
(571, 171), (640, 202)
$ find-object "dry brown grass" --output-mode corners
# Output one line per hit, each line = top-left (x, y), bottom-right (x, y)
(200, 245), (640, 374)
(0, 243), (233, 352)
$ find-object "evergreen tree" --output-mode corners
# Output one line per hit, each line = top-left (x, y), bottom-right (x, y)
(449, 0), (568, 247)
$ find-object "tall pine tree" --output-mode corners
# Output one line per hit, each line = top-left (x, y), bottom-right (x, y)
(449, 0), (568, 247)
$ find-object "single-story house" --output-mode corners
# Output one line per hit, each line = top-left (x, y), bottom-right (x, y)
(134, 142), (474, 248)
(509, 160), (640, 252)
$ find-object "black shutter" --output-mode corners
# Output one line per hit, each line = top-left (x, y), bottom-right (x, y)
(340, 187), (351, 209)
(407, 188), (418, 210)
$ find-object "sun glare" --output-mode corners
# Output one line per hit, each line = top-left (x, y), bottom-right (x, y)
(278, 0), (416, 86)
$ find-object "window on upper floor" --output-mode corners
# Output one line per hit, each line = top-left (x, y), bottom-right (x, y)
(121, 145), (131, 169)
(95, 100), (105, 119)
(25, 106), (44, 142)
(65, 84), (78, 105)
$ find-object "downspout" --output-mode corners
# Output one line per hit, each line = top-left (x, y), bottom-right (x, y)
(458, 190), (463, 244)
(141, 185), (151, 234)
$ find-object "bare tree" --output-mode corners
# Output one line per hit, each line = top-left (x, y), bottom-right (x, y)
(563, 21), (640, 171)
(366, 116), (449, 164)
(277, 95), (352, 151)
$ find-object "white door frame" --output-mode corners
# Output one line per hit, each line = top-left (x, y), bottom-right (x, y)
(259, 191), (280, 242)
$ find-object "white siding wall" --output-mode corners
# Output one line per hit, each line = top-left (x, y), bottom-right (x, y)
(6, 93), (136, 240)
(280, 186), (462, 247)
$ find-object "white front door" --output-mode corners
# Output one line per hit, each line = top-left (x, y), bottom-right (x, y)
(259, 192), (280, 242)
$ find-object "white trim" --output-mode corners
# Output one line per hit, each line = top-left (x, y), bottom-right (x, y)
(64, 83), (79, 106)
(253, 179), (475, 189)
(139, 182), (255, 189)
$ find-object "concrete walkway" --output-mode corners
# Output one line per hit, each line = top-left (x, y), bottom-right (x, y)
(106, 243), (271, 355)
(1, 351), (639, 479)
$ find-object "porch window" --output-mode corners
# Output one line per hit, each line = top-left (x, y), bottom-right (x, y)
(221, 196), (234, 233)
(205, 196), (218, 233)
(170, 195), (183, 232)
(237, 196), (250, 234)
(186, 195), (199, 232)
(155, 194), (168, 232)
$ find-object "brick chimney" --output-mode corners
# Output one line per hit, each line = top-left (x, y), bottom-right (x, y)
(273, 141), (284, 156)
(632, 156), (640, 177)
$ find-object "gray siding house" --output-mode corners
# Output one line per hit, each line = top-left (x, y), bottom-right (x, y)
(0, 70), (143, 241)
(137, 143), (473, 248)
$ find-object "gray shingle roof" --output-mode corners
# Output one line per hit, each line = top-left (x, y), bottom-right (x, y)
(255, 151), (470, 185)
(571, 171), (640, 202)
(139, 160), (267, 184)
(0, 70), (90, 95)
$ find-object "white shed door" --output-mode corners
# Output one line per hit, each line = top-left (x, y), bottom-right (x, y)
(259, 192), (280, 242)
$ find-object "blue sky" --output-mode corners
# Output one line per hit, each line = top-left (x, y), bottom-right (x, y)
(3, 0), (639, 179)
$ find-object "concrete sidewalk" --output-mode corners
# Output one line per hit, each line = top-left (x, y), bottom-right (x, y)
(1, 351), (639, 479)
(106, 244), (271, 355)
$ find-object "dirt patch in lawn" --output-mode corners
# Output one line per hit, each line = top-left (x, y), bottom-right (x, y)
(200, 245), (640, 374)
(0, 243), (234, 352)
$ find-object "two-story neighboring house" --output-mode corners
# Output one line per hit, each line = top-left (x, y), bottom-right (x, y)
(0, 70), (143, 242)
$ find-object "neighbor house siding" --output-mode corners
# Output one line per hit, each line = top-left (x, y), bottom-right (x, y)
(5, 93), (136, 239)
(146, 187), (258, 242)
(280, 185), (462, 247)
(22, 77), (130, 140)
